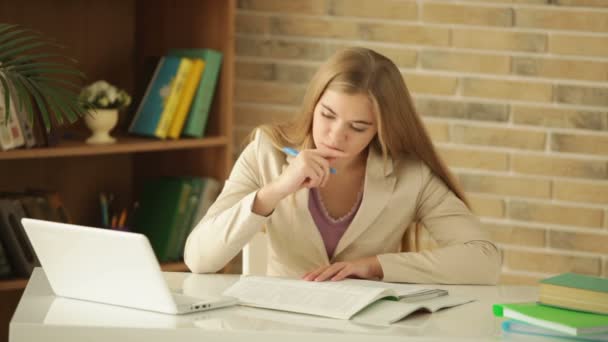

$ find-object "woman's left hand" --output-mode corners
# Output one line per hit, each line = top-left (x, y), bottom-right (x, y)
(301, 256), (384, 282)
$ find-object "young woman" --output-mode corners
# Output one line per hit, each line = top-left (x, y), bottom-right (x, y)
(184, 47), (501, 284)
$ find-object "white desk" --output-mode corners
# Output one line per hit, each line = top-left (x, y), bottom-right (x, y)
(10, 268), (544, 342)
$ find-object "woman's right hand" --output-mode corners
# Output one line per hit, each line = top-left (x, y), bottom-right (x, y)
(252, 147), (348, 216)
(272, 148), (348, 199)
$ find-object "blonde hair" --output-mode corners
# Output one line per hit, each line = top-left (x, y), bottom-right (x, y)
(249, 47), (469, 208)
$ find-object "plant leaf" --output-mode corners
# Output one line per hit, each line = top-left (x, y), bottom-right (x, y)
(0, 73), (10, 123)
(0, 35), (41, 53)
(39, 83), (85, 123)
(0, 28), (38, 46)
(0, 24), (19, 36)
(0, 23), (86, 132)
(10, 77), (33, 123)
(14, 74), (51, 132)
(12, 77), (34, 124)
(0, 41), (60, 61)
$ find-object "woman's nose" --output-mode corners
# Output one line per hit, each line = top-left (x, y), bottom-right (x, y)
(328, 123), (347, 142)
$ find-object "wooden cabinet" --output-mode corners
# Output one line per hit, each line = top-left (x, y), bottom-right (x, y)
(0, 2), (235, 337)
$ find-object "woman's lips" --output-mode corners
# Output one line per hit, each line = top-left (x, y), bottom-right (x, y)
(322, 143), (344, 152)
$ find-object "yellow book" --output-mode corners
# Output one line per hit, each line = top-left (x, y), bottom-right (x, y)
(155, 58), (192, 139)
(168, 59), (205, 139)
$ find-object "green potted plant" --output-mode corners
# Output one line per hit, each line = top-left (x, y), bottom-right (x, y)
(0, 23), (89, 136)
(79, 80), (131, 144)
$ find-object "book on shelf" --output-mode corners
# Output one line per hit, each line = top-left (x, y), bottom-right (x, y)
(493, 302), (608, 336)
(0, 86), (25, 151)
(501, 319), (608, 341)
(168, 48), (223, 138)
(191, 177), (222, 227)
(0, 237), (13, 278)
(0, 190), (70, 278)
(155, 58), (192, 139)
(223, 275), (470, 325)
(129, 56), (181, 138)
(167, 59), (205, 139)
(539, 272), (608, 315)
(0, 199), (39, 277)
(134, 177), (192, 262)
(166, 177), (203, 261)
(176, 177), (222, 258)
(7, 81), (36, 148)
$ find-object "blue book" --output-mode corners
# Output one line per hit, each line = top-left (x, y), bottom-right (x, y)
(502, 319), (608, 341)
(129, 56), (181, 137)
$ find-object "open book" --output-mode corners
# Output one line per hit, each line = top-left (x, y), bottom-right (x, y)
(223, 275), (472, 324)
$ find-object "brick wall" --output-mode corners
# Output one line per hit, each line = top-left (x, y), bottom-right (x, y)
(233, 0), (608, 284)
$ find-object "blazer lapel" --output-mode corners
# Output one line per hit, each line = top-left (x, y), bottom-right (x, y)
(283, 158), (330, 265)
(332, 147), (396, 258)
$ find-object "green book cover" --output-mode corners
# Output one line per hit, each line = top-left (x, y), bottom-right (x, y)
(493, 302), (608, 336)
(134, 178), (191, 262)
(168, 48), (223, 138)
(167, 177), (203, 261)
(541, 273), (608, 293)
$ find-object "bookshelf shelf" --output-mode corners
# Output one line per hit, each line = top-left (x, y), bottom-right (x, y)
(0, 136), (229, 160)
(0, 278), (28, 292)
(160, 261), (190, 273)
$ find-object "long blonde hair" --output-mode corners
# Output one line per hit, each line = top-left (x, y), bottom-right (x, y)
(251, 47), (469, 208)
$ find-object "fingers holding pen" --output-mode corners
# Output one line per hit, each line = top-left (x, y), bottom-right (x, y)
(276, 146), (346, 195)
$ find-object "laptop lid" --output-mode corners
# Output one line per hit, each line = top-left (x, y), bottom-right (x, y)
(22, 218), (180, 314)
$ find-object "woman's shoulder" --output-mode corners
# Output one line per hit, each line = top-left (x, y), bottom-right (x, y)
(248, 128), (280, 154)
(238, 128), (285, 172)
(392, 152), (430, 177)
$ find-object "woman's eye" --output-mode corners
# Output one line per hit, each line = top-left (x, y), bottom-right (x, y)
(321, 112), (334, 119)
(351, 126), (366, 132)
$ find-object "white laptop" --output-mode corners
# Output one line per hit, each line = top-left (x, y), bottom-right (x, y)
(21, 218), (237, 315)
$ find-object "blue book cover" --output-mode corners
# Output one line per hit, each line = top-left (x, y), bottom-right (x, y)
(129, 56), (181, 137)
(502, 319), (608, 341)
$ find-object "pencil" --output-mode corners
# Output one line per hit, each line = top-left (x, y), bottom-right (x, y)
(281, 147), (337, 174)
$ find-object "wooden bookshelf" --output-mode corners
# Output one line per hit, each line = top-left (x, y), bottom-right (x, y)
(160, 261), (190, 273)
(0, 1), (235, 340)
(0, 279), (28, 292)
(0, 136), (230, 160)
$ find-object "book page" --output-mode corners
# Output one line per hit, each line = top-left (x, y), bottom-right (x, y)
(222, 276), (394, 319)
(342, 278), (446, 298)
(352, 295), (475, 326)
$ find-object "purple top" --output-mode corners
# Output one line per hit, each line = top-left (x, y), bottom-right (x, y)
(308, 187), (364, 259)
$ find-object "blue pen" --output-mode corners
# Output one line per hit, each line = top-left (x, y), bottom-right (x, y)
(282, 147), (337, 174)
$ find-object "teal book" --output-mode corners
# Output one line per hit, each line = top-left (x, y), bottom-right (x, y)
(502, 319), (608, 341)
(167, 177), (203, 261)
(542, 273), (608, 294)
(540, 273), (608, 315)
(129, 56), (181, 138)
(494, 302), (608, 336)
(168, 48), (223, 138)
(133, 178), (191, 262)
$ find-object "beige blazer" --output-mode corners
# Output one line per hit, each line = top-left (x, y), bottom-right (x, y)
(184, 130), (501, 284)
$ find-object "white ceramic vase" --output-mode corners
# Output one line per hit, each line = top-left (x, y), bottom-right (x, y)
(84, 109), (118, 144)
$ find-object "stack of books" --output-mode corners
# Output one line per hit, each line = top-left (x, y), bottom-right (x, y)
(0, 190), (71, 278)
(129, 48), (222, 139)
(132, 176), (222, 262)
(494, 273), (608, 341)
(0, 83), (44, 151)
